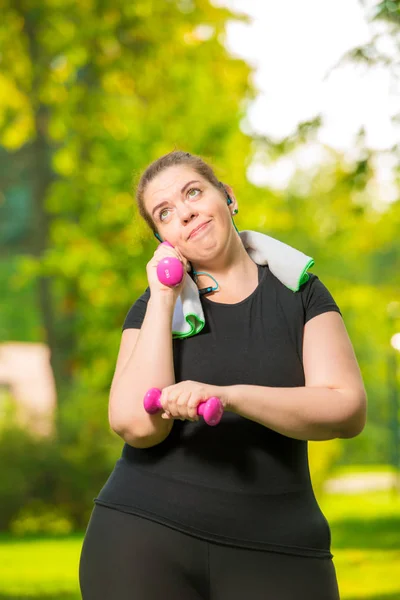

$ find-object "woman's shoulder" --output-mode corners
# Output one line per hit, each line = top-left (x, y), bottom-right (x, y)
(298, 272), (342, 322)
(122, 286), (151, 331)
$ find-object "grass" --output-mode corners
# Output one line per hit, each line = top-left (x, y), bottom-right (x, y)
(330, 464), (398, 477)
(0, 533), (82, 600)
(0, 489), (399, 599)
(319, 490), (400, 600)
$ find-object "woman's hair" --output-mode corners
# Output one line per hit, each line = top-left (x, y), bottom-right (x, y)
(135, 150), (226, 236)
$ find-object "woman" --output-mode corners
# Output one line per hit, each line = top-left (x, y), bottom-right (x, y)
(79, 150), (367, 599)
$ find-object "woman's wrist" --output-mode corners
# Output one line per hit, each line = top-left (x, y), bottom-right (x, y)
(148, 293), (176, 312)
(218, 385), (235, 411)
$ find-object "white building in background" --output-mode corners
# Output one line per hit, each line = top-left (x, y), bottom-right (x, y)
(0, 342), (56, 436)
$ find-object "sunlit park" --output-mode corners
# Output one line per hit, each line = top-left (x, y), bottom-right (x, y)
(1, 0), (400, 598)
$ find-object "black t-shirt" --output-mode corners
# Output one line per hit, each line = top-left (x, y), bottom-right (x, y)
(95, 263), (342, 558)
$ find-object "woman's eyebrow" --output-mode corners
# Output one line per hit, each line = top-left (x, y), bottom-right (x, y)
(151, 180), (201, 217)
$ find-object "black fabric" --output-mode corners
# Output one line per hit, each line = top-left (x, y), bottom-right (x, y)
(80, 504), (341, 599)
(95, 264), (342, 558)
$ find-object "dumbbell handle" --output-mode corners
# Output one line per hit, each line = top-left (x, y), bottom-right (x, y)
(143, 387), (223, 426)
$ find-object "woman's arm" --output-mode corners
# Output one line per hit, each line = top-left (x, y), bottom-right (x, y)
(109, 295), (176, 448)
(224, 311), (367, 441)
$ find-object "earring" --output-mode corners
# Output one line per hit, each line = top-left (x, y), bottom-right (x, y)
(233, 209), (238, 215)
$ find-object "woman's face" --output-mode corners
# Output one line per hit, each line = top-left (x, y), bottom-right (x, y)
(144, 165), (236, 259)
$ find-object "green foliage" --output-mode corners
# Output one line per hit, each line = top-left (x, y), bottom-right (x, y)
(53, 384), (122, 529)
(0, 397), (45, 532)
(10, 500), (73, 536)
(0, 388), (122, 533)
(0, 257), (41, 342)
(308, 438), (343, 497)
(0, 0), (255, 397)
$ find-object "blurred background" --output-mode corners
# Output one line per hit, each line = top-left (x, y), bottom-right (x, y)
(0, 0), (399, 598)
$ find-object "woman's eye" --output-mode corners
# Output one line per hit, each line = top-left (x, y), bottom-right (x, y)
(159, 188), (201, 221)
(187, 187), (201, 198)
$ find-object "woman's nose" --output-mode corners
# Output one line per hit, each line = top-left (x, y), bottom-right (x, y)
(177, 204), (196, 222)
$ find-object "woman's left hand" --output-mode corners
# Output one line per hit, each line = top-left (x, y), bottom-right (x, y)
(159, 380), (228, 421)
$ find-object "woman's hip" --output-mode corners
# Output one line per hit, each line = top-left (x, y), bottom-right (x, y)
(79, 503), (340, 600)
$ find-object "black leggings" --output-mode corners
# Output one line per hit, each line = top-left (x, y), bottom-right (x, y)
(79, 504), (340, 600)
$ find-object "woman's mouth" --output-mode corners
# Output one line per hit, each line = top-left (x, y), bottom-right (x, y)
(189, 221), (212, 239)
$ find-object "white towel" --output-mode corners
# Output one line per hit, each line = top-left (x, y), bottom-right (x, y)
(171, 230), (314, 339)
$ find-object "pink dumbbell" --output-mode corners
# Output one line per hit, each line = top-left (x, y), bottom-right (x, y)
(143, 387), (224, 426)
(156, 241), (184, 287)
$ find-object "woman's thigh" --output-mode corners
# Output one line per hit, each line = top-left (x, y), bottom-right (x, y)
(79, 504), (208, 600)
(209, 544), (340, 600)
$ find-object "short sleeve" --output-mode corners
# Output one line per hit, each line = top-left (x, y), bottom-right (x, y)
(122, 287), (151, 331)
(300, 273), (342, 324)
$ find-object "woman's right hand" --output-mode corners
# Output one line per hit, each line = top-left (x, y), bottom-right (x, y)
(146, 242), (190, 304)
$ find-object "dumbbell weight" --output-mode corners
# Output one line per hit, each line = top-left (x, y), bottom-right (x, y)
(143, 387), (224, 426)
(156, 241), (184, 286)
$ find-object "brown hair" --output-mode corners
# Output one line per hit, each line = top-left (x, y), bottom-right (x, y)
(135, 150), (227, 236)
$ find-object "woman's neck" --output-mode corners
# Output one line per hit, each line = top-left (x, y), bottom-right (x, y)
(191, 249), (258, 297)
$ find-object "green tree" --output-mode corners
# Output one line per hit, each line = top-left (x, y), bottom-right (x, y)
(0, 0), (255, 410)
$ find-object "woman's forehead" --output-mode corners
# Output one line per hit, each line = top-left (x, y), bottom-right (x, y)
(149, 166), (202, 195)
(145, 169), (207, 215)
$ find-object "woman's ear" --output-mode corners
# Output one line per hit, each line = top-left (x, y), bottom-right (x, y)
(224, 184), (236, 203)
